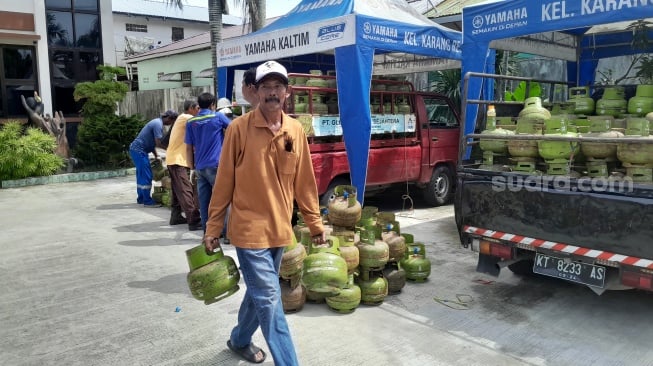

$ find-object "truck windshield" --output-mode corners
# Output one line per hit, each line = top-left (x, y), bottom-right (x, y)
(425, 98), (458, 128)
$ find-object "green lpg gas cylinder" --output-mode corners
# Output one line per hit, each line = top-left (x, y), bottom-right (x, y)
(186, 244), (240, 305)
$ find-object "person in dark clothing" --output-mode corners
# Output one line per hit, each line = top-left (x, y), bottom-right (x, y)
(129, 110), (177, 207)
(242, 67), (259, 108)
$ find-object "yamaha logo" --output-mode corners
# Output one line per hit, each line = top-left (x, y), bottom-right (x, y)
(472, 15), (483, 28)
(363, 22), (371, 34)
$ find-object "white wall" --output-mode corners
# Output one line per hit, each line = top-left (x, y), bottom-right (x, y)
(113, 14), (209, 66)
(101, 0), (115, 66)
(0, 0), (34, 13)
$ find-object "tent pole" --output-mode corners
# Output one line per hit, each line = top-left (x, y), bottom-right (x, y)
(576, 35), (582, 87)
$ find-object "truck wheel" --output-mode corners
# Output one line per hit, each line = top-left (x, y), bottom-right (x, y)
(320, 178), (350, 207)
(508, 260), (535, 276)
(422, 165), (453, 206)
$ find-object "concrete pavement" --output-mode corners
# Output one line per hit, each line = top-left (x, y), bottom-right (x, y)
(0, 176), (530, 366)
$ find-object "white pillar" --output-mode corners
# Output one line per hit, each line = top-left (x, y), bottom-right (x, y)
(100, 0), (115, 66)
(33, 0), (53, 115)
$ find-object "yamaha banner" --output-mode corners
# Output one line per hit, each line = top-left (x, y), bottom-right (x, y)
(464, 0), (653, 43)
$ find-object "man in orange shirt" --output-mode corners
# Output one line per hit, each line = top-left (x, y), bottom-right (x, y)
(203, 61), (325, 365)
(166, 100), (201, 231)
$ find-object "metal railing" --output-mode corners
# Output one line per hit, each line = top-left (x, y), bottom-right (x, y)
(457, 72), (653, 167)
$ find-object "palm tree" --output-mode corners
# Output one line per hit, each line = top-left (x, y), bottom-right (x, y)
(166, 0), (227, 83)
(166, 1), (265, 85)
(430, 69), (461, 113)
(247, 0), (265, 31)
(208, 0), (227, 83)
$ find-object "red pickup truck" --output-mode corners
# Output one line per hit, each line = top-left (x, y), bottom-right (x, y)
(285, 73), (460, 206)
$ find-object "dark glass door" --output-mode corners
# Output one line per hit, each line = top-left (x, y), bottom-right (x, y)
(0, 46), (37, 117)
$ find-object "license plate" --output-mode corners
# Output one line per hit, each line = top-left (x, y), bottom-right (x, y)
(533, 253), (606, 288)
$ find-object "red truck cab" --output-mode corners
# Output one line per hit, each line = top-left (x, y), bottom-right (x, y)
(285, 73), (460, 206)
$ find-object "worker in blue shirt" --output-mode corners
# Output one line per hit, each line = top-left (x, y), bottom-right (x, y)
(185, 93), (232, 232)
(129, 110), (178, 207)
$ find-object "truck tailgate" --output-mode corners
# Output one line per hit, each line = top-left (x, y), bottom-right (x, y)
(455, 171), (653, 260)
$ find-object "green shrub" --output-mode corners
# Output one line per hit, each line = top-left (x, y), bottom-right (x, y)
(73, 64), (138, 169)
(74, 114), (145, 168)
(0, 122), (64, 180)
(74, 65), (129, 116)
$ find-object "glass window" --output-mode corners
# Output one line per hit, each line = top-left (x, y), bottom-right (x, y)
(75, 13), (100, 48)
(52, 85), (78, 115)
(78, 52), (100, 81)
(172, 27), (184, 42)
(426, 98), (459, 128)
(3, 48), (34, 79)
(126, 23), (148, 32)
(74, 0), (97, 11)
(47, 11), (74, 47)
(46, 0), (71, 9)
(51, 51), (75, 80)
(6, 85), (36, 117)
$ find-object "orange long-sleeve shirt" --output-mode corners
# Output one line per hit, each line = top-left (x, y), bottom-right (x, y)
(205, 109), (323, 248)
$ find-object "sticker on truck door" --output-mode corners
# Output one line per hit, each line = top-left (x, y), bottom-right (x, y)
(309, 114), (416, 136)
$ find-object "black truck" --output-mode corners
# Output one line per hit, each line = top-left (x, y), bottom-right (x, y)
(455, 73), (653, 295)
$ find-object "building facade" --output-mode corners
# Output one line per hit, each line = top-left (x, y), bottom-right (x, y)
(123, 16), (267, 92)
(112, 0), (240, 68)
(124, 32), (214, 91)
(0, 0), (114, 120)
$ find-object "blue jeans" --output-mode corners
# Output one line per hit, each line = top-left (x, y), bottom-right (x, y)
(231, 248), (299, 366)
(196, 167), (217, 231)
(196, 167), (229, 234)
(129, 149), (155, 205)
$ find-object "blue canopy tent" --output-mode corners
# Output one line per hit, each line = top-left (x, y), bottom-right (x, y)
(461, 0), (653, 158)
(215, 0), (462, 204)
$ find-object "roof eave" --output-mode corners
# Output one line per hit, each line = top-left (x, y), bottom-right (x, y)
(431, 14), (461, 25)
(112, 11), (242, 26)
(125, 43), (210, 63)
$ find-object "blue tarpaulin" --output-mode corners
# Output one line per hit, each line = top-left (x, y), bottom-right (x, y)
(215, 0), (462, 204)
(461, 0), (653, 158)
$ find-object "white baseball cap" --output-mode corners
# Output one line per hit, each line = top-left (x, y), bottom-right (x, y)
(255, 60), (288, 84)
